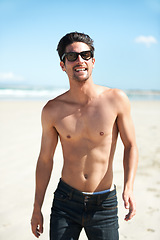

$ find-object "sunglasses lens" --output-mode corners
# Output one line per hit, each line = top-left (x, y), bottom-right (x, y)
(81, 51), (92, 60)
(67, 52), (77, 61)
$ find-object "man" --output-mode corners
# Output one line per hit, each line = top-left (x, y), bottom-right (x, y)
(31, 32), (138, 240)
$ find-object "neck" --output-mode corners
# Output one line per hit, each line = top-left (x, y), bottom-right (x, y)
(69, 78), (98, 104)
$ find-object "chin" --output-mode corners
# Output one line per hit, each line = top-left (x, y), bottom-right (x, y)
(75, 78), (88, 83)
(74, 75), (89, 83)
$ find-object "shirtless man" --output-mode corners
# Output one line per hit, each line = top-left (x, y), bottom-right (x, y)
(31, 32), (138, 240)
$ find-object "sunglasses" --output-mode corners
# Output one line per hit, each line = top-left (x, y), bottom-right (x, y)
(61, 50), (93, 62)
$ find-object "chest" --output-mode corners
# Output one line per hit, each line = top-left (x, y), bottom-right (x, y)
(55, 103), (117, 140)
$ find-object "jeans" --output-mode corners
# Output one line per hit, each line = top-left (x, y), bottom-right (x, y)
(50, 179), (119, 240)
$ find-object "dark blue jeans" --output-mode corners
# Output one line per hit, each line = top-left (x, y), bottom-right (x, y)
(50, 179), (119, 240)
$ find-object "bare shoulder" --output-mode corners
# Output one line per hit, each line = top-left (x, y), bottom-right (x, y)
(113, 88), (130, 113)
(104, 88), (131, 114)
(111, 88), (129, 101)
(44, 90), (69, 110)
(42, 90), (69, 125)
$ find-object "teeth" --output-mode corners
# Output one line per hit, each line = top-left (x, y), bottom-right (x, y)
(75, 68), (86, 72)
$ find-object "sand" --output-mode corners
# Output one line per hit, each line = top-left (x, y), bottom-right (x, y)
(0, 100), (160, 240)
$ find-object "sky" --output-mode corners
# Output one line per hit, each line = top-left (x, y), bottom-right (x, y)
(0, 0), (160, 90)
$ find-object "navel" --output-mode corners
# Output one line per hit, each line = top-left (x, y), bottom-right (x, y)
(67, 135), (71, 139)
(84, 174), (88, 179)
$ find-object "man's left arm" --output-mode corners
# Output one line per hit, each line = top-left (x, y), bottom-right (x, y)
(116, 90), (138, 221)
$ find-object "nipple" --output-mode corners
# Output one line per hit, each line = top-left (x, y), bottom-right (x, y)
(100, 132), (104, 136)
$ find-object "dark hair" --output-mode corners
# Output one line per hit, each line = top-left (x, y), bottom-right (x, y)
(57, 32), (95, 62)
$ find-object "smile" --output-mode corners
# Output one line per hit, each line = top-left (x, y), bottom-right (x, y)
(75, 68), (87, 72)
(74, 66), (87, 72)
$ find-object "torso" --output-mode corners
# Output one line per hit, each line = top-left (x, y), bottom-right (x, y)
(47, 86), (119, 192)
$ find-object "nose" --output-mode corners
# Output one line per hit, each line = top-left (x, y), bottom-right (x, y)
(76, 54), (84, 63)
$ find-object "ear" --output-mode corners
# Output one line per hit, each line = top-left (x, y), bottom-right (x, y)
(92, 58), (95, 68)
(60, 61), (66, 72)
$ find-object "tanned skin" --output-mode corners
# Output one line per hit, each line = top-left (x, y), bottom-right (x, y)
(31, 42), (138, 238)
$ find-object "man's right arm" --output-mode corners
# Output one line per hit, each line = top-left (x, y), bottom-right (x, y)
(31, 103), (58, 238)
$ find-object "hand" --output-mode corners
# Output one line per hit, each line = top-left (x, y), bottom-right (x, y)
(31, 210), (43, 238)
(122, 190), (136, 221)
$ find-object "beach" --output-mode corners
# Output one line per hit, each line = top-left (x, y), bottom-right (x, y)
(0, 99), (160, 240)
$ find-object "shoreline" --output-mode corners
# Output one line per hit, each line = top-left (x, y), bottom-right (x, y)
(1, 86), (160, 101)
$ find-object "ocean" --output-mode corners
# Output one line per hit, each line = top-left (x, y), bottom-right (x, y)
(0, 86), (67, 101)
(0, 85), (160, 101)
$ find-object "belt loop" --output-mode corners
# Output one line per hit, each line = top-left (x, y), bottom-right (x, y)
(68, 189), (73, 200)
(97, 195), (101, 205)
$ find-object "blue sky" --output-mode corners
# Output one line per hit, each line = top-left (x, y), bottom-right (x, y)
(0, 0), (160, 90)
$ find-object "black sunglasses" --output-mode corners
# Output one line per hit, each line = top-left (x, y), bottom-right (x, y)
(61, 50), (93, 62)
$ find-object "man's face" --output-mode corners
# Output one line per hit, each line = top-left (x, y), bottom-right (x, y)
(60, 42), (95, 83)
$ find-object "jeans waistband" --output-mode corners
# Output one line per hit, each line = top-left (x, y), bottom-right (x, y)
(56, 178), (117, 203)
